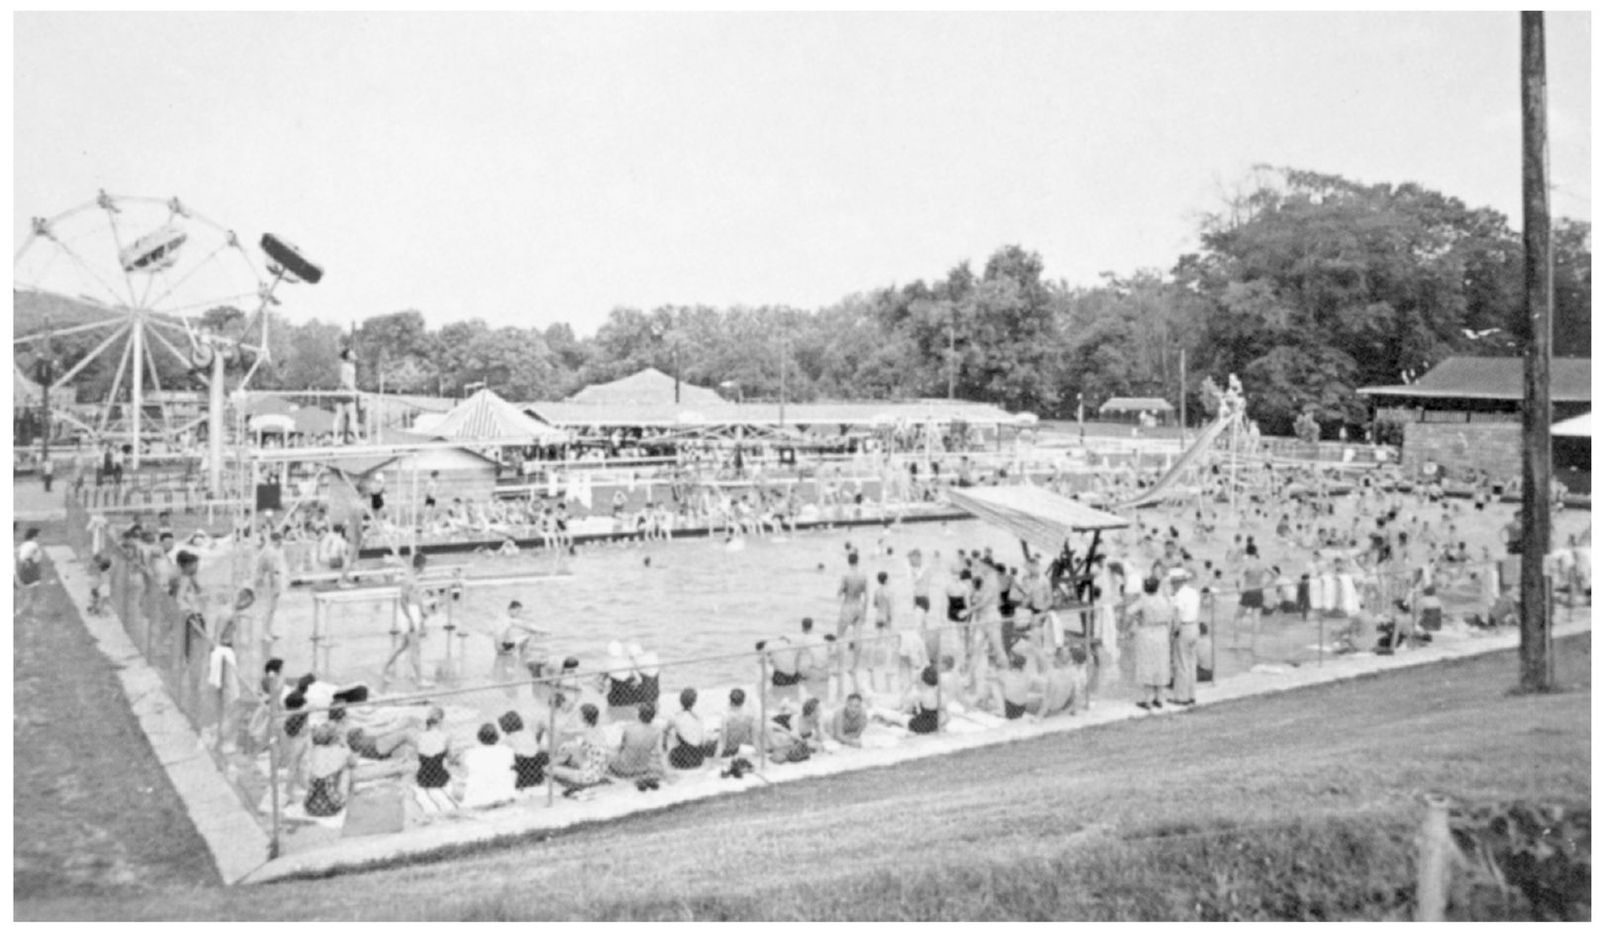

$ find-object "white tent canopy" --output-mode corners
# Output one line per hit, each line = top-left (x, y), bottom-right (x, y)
(1552, 413), (1592, 438)
(430, 388), (570, 444)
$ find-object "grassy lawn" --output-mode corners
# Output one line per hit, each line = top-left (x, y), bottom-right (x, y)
(15, 624), (1589, 920)
(13, 537), (220, 901)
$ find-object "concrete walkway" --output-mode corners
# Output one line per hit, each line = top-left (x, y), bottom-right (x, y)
(234, 610), (1591, 885)
(46, 545), (272, 885)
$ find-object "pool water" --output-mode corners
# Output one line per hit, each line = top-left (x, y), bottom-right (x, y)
(278, 518), (1035, 694)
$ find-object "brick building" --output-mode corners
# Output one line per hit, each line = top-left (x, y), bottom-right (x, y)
(1357, 357), (1591, 490)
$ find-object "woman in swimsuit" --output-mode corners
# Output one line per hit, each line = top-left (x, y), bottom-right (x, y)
(664, 688), (713, 770)
(304, 723), (356, 818)
(904, 666), (946, 735)
(414, 706), (453, 792)
(500, 710), (548, 791)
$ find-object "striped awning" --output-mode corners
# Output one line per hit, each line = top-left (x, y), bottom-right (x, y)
(946, 485), (1131, 556)
(430, 388), (570, 444)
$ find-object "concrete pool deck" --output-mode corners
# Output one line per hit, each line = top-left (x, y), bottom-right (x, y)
(45, 536), (1591, 886)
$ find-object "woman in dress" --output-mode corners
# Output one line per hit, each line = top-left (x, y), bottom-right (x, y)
(1130, 576), (1173, 711)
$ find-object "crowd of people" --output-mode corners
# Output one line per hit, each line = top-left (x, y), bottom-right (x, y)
(47, 423), (1593, 845)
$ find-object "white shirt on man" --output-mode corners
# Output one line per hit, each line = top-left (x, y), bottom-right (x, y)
(1171, 583), (1202, 624)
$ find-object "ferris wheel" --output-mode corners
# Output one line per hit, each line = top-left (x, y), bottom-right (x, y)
(13, 190), (316, 469)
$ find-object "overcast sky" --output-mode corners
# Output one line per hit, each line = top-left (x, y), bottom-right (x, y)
(12, 12), (1592, 338)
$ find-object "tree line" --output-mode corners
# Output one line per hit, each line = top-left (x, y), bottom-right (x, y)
(15, 166), (1591, 437)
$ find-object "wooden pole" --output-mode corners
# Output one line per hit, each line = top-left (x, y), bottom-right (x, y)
(1415, 793), (1453, 921)
(1519, 11), (1555, 692)
(1179, 348), (1187, 452)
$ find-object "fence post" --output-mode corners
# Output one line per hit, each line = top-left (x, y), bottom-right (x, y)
(757, 650), (769, 773)
(546, 696), (557, 808)
(1416, 793), (1454, 921)
(1318, 606), (1325, 668)
(267, 671), (283, 860)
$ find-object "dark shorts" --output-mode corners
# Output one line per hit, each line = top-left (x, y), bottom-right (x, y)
(370, 493), (385, 511)
(668, 740), (711, 770)
(1004, 699), (1027, 720)
(1239, 589), (1263, 610)
(424, 496), (436, 508)
(771, 669), (802, 687)
(914, 596), (931, 612)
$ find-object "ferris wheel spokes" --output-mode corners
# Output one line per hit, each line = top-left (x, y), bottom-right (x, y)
(10, 316), (125, 346)
(49, 323), (131, 391)
(98, 333), (135, 437)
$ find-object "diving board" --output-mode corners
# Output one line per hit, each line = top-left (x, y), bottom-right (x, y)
(945, 484), (1130, 557)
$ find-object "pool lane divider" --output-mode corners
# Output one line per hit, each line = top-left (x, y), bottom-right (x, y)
(43, 545), (273, 886)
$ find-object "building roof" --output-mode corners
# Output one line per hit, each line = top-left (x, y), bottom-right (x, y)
(1099, 396), (1174, 413)
(1357, 357), (1592, 403)
(564, 367), (727, 408)
(523, 398), (1026, 429)
(429, 388), (570, 444)
(946, 485), (1131, 556)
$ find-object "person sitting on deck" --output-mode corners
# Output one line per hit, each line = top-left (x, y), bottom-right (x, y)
(456, 722), (517, 809)
(609, 703), (668, 790)
(303, 723), (356, 818)
(413, 706), (454, 799)
(828, 693), (869, 747)
(328, 706), (422, 767)
(985, 650), (1043, 721)
(1035, 645), (1088, 718)
(551, 704), (613, 799)
(663, 688), (715, 769)
(715, 688), (756, 757)
(500, 710), (548, 792)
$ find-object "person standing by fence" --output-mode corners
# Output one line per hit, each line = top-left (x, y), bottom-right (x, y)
(254, 530), (290, 654)
(1168, 568), (1201, 706)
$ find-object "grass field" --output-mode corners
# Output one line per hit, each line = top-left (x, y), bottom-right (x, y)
(15, 602), (1590, 921)
(12, 546), (219, 899)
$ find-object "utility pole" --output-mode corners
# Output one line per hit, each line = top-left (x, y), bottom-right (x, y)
(36, 317), (54, 466)
(947, 320), (956, 400)
(778, 336), (787, 427)
(1179, 347), (1187, 452)
(1518, 11), (1554, 692)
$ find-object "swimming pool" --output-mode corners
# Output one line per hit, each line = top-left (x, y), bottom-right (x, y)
(279, 518), (1036, 693)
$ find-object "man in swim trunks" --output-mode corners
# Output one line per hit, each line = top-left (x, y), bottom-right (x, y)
(761, 635), (804, 708)
(837, 551), (870, 680)
(493, 599), (547, 694)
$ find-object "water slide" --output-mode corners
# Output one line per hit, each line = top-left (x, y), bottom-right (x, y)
(1115, 414), (1234, 511)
